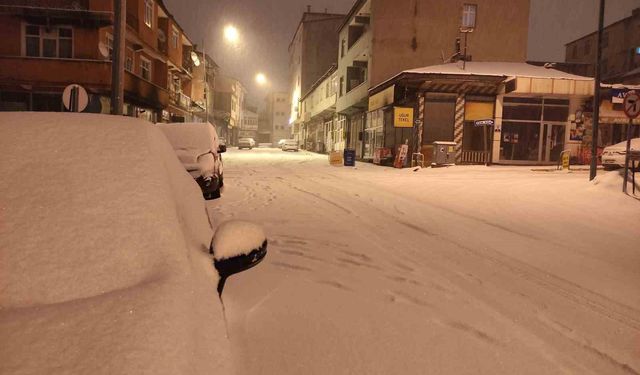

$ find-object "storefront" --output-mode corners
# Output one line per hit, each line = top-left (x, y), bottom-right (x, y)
(367, 62), (595, 166)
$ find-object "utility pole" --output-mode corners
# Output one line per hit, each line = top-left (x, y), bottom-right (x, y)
(110, 0), (126, 115)
(590, 0), (605, 181)
(203, 40), (208, 123)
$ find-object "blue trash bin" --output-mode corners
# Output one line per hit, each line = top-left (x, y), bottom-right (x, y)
(344, 149), (356, 167)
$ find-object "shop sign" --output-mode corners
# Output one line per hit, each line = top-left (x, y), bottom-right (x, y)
(562, 152), (570, 170)
(394, 107), (414, 128)
(368, 85), (395, 111)
(329, 151), (343, 166)
(612, 89), (627, 104)
(393, 144), (409, 168)
(373, 147), (392, 165)
(473, 119), (494, 127)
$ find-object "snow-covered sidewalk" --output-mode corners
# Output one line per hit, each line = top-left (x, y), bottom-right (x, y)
(211, 148), (640, 375)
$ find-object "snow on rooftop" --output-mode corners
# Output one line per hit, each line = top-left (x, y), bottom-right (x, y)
(0, 113), (232, 374)
(402, 61), (594, 81)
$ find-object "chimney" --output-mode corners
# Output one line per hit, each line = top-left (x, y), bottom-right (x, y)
(307, 5), (311, 13)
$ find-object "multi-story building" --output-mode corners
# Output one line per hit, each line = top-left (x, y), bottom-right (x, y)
(335, 0), (530, 159)
(288, 8), (345, 142)
(300, 65), (341, 153)
(0, 0), (210, 123)
(565, 7), (640, 84)
(190, 51), (219, 124)
(265, 92), (291, 143)
(213, 75), (246, 144)
(239, 108), (258, 140)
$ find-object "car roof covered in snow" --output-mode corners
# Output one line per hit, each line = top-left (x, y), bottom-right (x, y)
(157, 122), (219, 155)
(0, 113), (232, 374)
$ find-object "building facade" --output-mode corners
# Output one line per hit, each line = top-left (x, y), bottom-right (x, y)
(265, 92), (291, 143)
(213, 75), (246, 144)
(288, 9), (345, 142)
(239, 108), (258, 140)
(334, 0), (530, 160)
(0, 0), (214, 123)
(190, 51), (219, 124)
(565, 8), (640, 84)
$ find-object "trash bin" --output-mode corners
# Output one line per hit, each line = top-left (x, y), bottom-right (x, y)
(432, 141), (456, 166)
(344, 149), (356, 167)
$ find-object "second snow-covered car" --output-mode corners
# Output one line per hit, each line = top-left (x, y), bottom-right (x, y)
(157, 122), (225, 200)
(282, 139), (299, 152)
(601, 138), (640, 170)
(238, 138), (256, 150)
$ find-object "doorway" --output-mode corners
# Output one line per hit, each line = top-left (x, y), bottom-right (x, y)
(541, 123), (565, 163)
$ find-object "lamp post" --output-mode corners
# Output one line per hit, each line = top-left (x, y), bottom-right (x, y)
(590, 0), (605, 181)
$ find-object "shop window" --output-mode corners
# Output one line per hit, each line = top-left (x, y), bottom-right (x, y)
(423, 98), (456, 144)
(32, 93), (62, 112)
(502, 103), (542, 121)
(461, 4), (477, 30)
(543, 105), (569, 122)
(500, 121), (540, 161)
(144, 0), (154, 28)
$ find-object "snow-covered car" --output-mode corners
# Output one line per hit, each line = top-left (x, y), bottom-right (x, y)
(601, 138), (640, 170)
(0, 112), (267, 375)
(238, 137), (256, 149)
(277, 139), (287, 148)
(282, 139), (300, 152)
(157, 123), (224, 200)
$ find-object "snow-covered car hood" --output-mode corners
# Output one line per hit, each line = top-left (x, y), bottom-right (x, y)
(0, 113), (232, 375)
(157, 123), (220, 178)
(603, 138), (640, 152)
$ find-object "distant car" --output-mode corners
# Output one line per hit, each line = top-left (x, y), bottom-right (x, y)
(282, 139), (299, 152)
(238, 138), (256, 150)
(277, 139), (287, 148)
(157, 122), (225, 200)
(601, 138), (640, 170)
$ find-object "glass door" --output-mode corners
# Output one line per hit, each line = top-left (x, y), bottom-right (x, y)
(541, 124), (565, 163)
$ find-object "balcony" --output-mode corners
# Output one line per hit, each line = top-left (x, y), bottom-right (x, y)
(169, 91), (192, 110)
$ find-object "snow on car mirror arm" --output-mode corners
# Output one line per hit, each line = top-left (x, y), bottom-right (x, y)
(210, 221), (268, 296)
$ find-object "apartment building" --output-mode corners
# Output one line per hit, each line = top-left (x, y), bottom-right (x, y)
(288, 8), (345, 142)
(239, 108), (258, 140)
(213, 75), (246, 144)
(190, 51), (219, 124)
(335, 0), (530, 159)
(300, 65), (341, 153)
(265, 92), (291, 143)
(0, 0), (209, 122)
(565, 7), (640, 84)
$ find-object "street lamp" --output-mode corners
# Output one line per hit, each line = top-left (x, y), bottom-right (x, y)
(224, 24), (239, 44)
(255, 73), (267, 86)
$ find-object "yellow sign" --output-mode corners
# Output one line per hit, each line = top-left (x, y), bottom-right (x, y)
(369, 85), (395, 112)
(562, 152), (570, 170)
(329, 151), (343, 166)
(394, 107), (414, 128)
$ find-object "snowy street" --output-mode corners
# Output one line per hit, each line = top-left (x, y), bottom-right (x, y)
(211, 148), (640, 375)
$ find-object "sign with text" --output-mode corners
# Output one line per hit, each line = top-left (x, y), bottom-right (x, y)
(393, 144), (409, 168)
(393, 107), (414, 128)
(473, 119), (494, 127)
(329, 151), (343, 166)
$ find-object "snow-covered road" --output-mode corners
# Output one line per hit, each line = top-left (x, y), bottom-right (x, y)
(209, 148), (640, 375)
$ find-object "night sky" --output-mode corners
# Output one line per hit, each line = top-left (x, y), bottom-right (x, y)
(164, 0), (640, 104)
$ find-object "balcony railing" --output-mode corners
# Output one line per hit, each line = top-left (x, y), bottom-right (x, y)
(169, 90), (192, 110)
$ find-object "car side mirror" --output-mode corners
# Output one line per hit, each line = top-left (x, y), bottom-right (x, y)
(218, 144), (227, 153)
(211, 221), (267, 295)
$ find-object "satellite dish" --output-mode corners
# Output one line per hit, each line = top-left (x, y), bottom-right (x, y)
(158, 29), (167, 43)
(98, 42), (109, 58)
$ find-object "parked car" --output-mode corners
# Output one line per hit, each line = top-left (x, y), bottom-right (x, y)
(238, 137), (256, 149)
(601, 138), (640, 170)
(157, 122), (225, 200)
(277, 139), (287, 148)
(282, 139), (300, 152)
(0, 112), (267, 374)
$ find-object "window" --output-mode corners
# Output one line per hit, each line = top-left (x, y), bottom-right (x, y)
(171, 26), (179, 49)
(171, 74), (181, 93)
(140, 57), (151, 80)
(24, 24), (73, 58)
(106, 33), (114, 59)
(461, 4), (477, 30)
(339, 76), (344, 96)
(144, 0), (154, 28)
(341, 38), (346, 58)
(125, 48), (134, 72)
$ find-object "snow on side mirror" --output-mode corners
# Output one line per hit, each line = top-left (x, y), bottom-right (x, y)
(211, 221), (267, 295)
